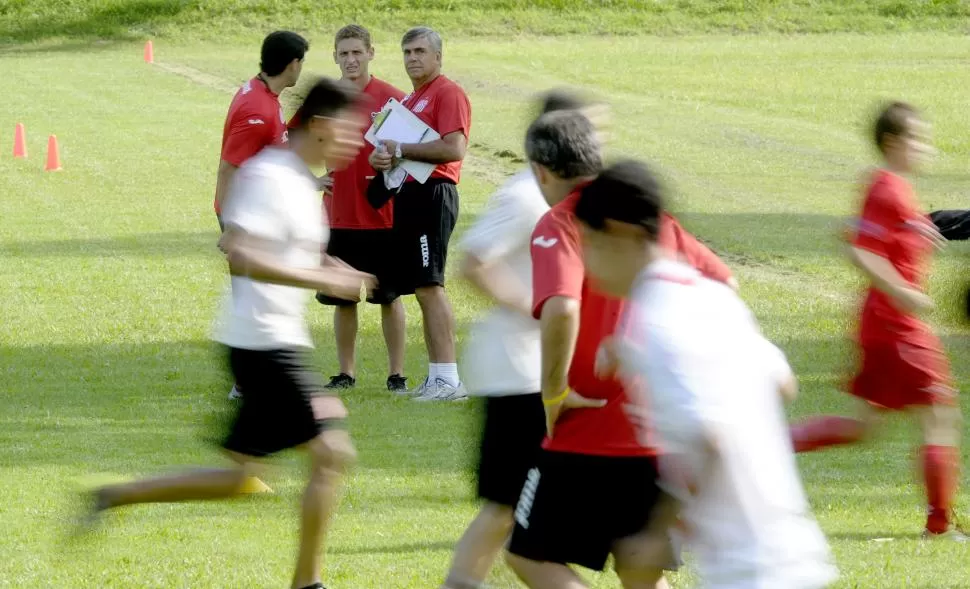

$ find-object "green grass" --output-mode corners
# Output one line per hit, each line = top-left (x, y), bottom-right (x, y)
(4, 28), (970, 589)
(5, 0), (970, 44)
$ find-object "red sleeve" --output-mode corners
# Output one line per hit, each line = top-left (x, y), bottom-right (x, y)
(659, 215), (733, 283)
(852, 181), (899, 258)
(434, 85), (472, 138)
(531, 211), (585, 319)
(221, 108), (273, 166)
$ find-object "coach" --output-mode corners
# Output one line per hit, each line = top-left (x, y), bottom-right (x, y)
(370, 26), (472, 402)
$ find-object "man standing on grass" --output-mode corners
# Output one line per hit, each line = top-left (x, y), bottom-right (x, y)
(370, 26), (472, 402)
(215, 30), (309, 401)
(504, 110), (735, 589)
(85, 78), (374, 589)
(314, 24), (409, 393)
(441, 90), (597, 589)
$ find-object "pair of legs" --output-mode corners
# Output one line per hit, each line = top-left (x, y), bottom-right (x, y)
(333, 299), (406, 377)
(92, 426), (354, 589)
(792, 397), (961, 534)
(415, 284), (456, 364)
(506, 537), (669, 589)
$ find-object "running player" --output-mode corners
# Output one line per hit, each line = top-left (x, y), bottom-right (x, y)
(790, 102), (965, 540)
(441, 90), (597, 589)
(505, 110), (735, 589)
(217, 30), (309, 400)
(83, 78), (372, 589)
(314, 24), (409, 393)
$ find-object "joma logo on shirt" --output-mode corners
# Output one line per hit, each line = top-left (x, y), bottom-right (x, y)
(514, 468), (541, 529)
(532, 236), (559, 249)
(420, 234), (430, 267)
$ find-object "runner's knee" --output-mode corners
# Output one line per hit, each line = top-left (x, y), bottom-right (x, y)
(310, 430), (357, 474)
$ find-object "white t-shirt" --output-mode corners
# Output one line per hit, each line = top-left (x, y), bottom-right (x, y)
(214, 148), (328, 350)
(618, 259), (838, 589)
(460, 169), (549, 396)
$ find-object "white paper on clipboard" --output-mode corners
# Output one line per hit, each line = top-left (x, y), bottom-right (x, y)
(365, 98), (440, 184)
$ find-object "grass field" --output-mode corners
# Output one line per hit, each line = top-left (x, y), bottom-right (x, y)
(4, 15), (970, 589)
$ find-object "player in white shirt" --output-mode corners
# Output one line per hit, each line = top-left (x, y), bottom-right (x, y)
(440, 91), (608, 589)
(576, 160), (838, 589)
(83, 78), (374, 589)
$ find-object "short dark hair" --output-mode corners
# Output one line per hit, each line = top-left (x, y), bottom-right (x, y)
(335, 24), (371, 50)
(536, 88), (590, 117)
(260, 31), (309, 77)
(874, 101), (919, 154)
(524, 110), (601, 179)
(575, 160), (664, 240)
(290, 77), (359, 130)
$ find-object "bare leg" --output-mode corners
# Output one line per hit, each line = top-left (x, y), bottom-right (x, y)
(505, 553), (587, 589)
(291, 429), (357, 589)
(415, 285), (456, 363)
(441, 503), (514, 588)
(612, 532), (668, 589)
(914, 403), (962, 534)
(97, 455), (254, 508)
(333, 305), (358, 377)
(381, 299), (406, 376)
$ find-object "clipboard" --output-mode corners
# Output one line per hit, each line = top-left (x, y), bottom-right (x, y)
(364, 98), (440, 184)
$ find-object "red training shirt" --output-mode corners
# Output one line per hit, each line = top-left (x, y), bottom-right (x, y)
(215, 76), (288, 213)
(531, 192), (733, 457)
(328, 77), (406, 229)
(852, 169), (934, 344)
(400, 75), (472, 184)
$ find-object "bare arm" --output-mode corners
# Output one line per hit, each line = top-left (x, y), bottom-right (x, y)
(220, 229), (375, 301)
(399, 131), (467, 164)
(214, 160), (239, 218)
(460, 253), (531, 317)
(539, 296), (581, 400)
(849, 247), (932, 313)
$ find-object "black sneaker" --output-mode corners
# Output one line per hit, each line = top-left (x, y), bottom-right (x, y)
(324, 373), (355, 390)
(386, 374), (408, 392)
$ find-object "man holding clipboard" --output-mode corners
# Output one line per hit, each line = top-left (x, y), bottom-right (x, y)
(369, 26), (472, 402)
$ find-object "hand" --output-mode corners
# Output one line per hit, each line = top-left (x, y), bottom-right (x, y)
(382, 139), (400, 163)
(318, 267), (378, 303)
(893, 286), (933, 314)
(912, 218), (947, 250)
(544, 390), (607, 438)
(369, 145), (394, 171)
(594, 337), (620, 380)
(317, 173), (334, 196)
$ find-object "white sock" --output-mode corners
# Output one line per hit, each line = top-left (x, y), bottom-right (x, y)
(428, 363), (439, 383)
(435, 363), (460, 387)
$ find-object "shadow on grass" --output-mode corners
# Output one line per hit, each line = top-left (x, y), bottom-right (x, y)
(329, 540), (455, 555)
(3, 231), (220, 258)
(0, 0), (191, 45)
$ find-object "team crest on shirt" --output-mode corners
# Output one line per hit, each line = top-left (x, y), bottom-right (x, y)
(413, 99), (429, 113)
(241, 81), (252, 94)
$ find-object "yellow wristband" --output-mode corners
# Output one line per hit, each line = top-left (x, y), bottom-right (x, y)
(543, 387), (570, 406)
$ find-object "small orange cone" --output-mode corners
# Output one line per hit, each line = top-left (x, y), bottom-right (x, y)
(13, 123), (26, 158)
(144, 40), (154, 64)
(45, 135), (62, 172)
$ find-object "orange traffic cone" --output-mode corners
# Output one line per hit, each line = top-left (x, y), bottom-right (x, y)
(45, 135), (62, 172)
(13, 123), (26, 158)
(144, 40), (154, 64)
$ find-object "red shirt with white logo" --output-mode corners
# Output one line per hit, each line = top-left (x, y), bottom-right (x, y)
(215, 76), (287, 213)
(401, 75), (471, 184)
(531, 191), (733, 457)
(852, 169), (934, 344)
(328, 77), (406, 229)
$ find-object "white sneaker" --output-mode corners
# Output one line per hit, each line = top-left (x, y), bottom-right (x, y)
(228, 385), (243, 400)
(414, 378), (468, 402)
(408, 376), (431, 397)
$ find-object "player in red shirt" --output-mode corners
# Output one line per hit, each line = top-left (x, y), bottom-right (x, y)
(370, 27), (473, 401)
(790, 102), (964, 539)
(505, 110), (734, 588)
(215, 30), (308, 225)
(312, 25), (409, 393)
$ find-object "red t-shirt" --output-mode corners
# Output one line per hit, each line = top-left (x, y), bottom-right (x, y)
(328, 77), (406, 229)
(215, 76), (288, 213)
(400, 75), (471, 184)
(852, 169), (934, 344)
(531, 193), (733, 457)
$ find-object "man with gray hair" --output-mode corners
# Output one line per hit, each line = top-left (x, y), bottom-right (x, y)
(370, 26), (472, 401)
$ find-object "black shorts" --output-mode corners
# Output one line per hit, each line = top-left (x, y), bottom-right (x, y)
(477, 393), (546, 506)
(392, 179), (459, 294)
(507, 450), (665, 572)
(317, 228), (399, 306)
(222, 347), (343, 458)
